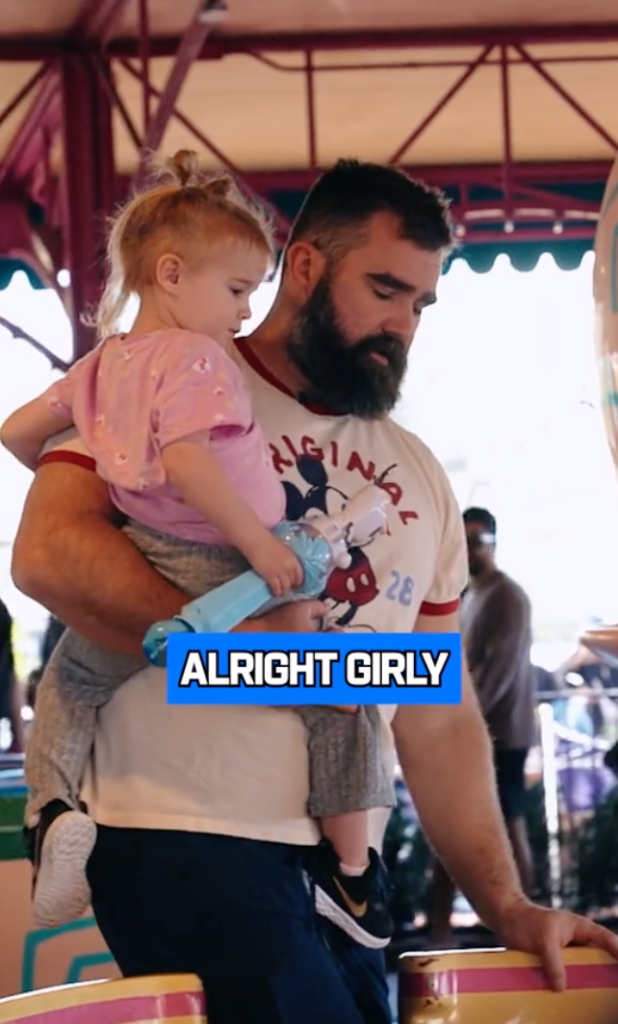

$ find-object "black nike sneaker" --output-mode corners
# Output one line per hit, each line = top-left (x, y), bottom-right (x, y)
(312, 840), (394, 949)
(25, 799), (96, 928)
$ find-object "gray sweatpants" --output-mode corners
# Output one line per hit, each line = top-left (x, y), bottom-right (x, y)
(25, 521), (394, 824)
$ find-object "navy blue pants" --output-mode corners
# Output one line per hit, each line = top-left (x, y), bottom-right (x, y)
(87, 826), (392, 1024)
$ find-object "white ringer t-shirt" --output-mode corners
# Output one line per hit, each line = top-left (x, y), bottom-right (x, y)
(40, 337), (469, 850)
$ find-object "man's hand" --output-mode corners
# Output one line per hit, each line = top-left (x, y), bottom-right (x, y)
(242, 600), (329, 634)
(497, 900), (618, 991)
(395, 605), (618, 992)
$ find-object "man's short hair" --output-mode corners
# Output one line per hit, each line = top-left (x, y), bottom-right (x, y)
(287, 159), (454, 266)
(463, 507), (497, 538)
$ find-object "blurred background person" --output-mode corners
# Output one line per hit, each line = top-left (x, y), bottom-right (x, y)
(0, 595), (24, 753)
(428, 507), (536, 946)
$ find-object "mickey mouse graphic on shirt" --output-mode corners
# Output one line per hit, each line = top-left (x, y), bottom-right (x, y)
(283, 454), (389, 631)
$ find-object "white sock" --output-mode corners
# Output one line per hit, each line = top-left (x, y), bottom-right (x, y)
(339, 860), (369, 877)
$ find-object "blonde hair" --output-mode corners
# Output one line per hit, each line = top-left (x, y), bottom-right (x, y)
(94, 150), (274, 338)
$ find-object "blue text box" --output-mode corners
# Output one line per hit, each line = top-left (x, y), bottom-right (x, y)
(167, 632), (461, 705)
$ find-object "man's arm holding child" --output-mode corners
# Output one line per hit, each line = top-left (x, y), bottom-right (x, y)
(1, 394), (74, 471)
(12, 461), (326, 655)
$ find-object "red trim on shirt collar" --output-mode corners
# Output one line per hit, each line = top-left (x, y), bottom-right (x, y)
(37, 450), (96, 472)
(233, 337), (340, 417)
(37, 344), (341, 474)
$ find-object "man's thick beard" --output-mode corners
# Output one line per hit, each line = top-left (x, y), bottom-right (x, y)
(287, 277), (407, 418)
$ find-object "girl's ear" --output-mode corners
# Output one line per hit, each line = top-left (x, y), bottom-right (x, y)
(155, 253), (182, 293)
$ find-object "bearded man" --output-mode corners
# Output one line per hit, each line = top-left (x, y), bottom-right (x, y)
(13, 160), (618, 1024)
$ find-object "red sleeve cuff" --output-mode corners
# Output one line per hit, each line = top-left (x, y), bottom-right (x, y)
(37, 450), (97, 472)
(419, 597), (460, 616)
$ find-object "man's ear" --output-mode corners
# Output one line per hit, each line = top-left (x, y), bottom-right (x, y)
(283, 241), (327, 303)
(155, 253), (182, 293)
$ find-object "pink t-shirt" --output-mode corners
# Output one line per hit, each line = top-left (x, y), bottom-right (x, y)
(44, 329), (286, 543)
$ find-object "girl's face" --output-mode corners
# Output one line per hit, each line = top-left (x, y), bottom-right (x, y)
(170, 240), (269, 342)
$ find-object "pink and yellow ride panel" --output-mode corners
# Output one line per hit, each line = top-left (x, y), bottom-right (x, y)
(0, 973), (206, 1024)
(399, 946), (618, 1023)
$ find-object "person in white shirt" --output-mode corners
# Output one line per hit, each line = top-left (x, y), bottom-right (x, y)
(12, 159), (618, 1024)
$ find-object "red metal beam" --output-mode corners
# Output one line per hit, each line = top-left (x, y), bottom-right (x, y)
(119, 58), (291, 236)
(0, 40), (63, 62)
(108, 23), (618, 59)
(240, 161), (613, 193)
(452, 225), (595, 244)
(91, 52), (143, 151)
(0, 67), (61, 197)
(72, 0), (133, 47)
(244, 161), (606, 242)
(138, 0), (151, 134)
(138, 2), (214, 172)
(388, 47), (493, 164)
(60, 54), (116, 360)
(0, 1), (133, 243)
(5, 24), (618, 63)
(507, 178), (598, 212)
(305, 51), (317, 168)
(99, 166), (609, 246)
(0, 64), (50, 134)
(500, 46), (513, 218)
(457, 201), (597, 220)
(250, 52), (618, 74)
(514, 44), (618, 153)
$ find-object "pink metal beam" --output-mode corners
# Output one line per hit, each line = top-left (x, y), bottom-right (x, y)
(500, 46), (513, 217)
(388, 46), (493, 164)
(7, 23), (618, 63)
(0, 63), (50, 133)
(119, 58), (291, 236)
(120, 59), (241, 168)
(454, 199), (596, 218)
(91, 52), (143, 151)
(242, 162), (606, 240)
(0, 40), (59, 61)
(138, 0), (151, 135)
(0, 67), (61, 194)
(138, 1), (214, 171)
(305, 51), (317, 168)
(72, 0), (133, 47)
(0, 0), (132, 206)
(452, 225), (595, 243)
(514, 44), (618, 153)
(241, 161), (613, 193)
(108, 23), (618, 59)
(60, 54), (116, 360)
(507, 179), (598, 212)
(251, 51), (618, 74)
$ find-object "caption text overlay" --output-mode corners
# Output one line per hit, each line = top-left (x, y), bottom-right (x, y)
(167, 632), (461, 705)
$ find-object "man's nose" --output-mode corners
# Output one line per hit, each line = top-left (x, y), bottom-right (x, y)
(383, 307), (417, 346)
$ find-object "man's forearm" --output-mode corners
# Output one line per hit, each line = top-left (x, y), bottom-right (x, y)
(13, 464), (189, 655)
(393, 682), (527, 933)
(14, 462), (323, 656)
(24, 517), (189, 655)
